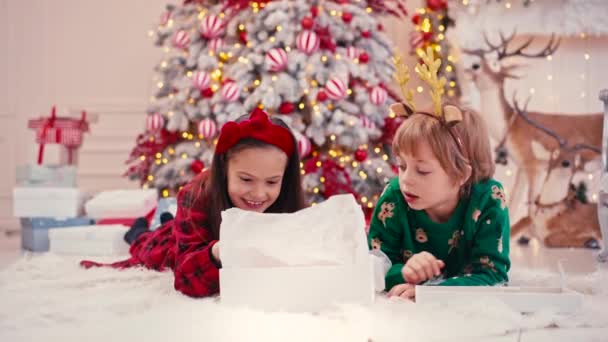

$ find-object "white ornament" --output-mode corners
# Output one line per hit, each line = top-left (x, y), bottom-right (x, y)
(146, 113), (164, 131)
(199, 15), (224, 39)
(297, 30), (320, 55)
(198, 118), (218, 139)
(370, 86), (388, 105)
(325, 78), (347, 101)
(221, 82), (241, 102)
(265, 48), (288, 72)
(192, 71), (210, 90)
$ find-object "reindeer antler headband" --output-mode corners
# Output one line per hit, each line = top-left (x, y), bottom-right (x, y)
(390, 47), (467, 156)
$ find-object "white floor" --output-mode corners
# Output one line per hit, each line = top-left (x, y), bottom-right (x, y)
(1, 231), (607, 342)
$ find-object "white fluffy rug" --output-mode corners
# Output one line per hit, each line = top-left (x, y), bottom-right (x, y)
(1, 253), (608, 342)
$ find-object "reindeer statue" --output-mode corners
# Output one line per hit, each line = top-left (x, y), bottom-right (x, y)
(461, 32), (604, 244)
(509, 97), (602, 248)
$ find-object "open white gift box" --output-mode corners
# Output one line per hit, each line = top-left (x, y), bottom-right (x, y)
(219, 194), (375, 312)
(416, 285), (584, 314)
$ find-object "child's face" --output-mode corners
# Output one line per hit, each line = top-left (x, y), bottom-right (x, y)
(396, 140), (462, 214)
(226, 146), (288, 213)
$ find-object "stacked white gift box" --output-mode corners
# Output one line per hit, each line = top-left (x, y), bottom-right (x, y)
(13, 106), (159, 256)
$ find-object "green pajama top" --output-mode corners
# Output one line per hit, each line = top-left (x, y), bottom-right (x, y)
(368, 177), (511, 290)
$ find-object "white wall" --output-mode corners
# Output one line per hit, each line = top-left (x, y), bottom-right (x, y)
(0, 0), (168, 231)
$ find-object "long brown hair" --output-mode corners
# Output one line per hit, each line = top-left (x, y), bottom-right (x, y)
(191, 115), (306, 239)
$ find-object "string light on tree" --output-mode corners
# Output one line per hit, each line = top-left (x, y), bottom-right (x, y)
(410, 0), (459, 97)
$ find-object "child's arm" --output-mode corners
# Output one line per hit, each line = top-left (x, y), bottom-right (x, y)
(368, 183), (408, 291)
(172, 187), (220, 297)
(439, 200), (510, 286)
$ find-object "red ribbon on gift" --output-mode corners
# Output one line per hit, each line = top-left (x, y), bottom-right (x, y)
(28, 106), (89, 165)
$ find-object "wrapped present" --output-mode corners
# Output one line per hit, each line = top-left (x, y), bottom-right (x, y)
(220, 194), (374, 312)
(85, 189), (158, 219)
(16, 164), (77, 187)
(49, 224), (129, 256)
(150, 197), (177, 230)
(20, 217), (95, 252)
(13, 187), (86, 218)
(28, 106), (90, 165)
(96, 208), (155, 227)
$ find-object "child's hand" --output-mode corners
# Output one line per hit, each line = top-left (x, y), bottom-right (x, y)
(401, 252), (445, 284)
(211, 241), (221, 263)
(387, 283), (416, 300)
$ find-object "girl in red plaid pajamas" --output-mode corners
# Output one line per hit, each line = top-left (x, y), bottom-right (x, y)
(81, 108), (307, 297)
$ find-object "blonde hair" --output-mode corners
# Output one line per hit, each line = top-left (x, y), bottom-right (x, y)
(392, 104), (495, 195)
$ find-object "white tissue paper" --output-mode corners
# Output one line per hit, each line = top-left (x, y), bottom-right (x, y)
(219, 194), (376, 312)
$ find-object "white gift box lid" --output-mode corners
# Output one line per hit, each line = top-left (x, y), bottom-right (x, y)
(13, 187), (84, 218)
(13, 187), (81, 200)
(85, 189), (158, 219)
(49, 224), (129, 256)
(49, 224), (128, 242)
(415, 285), (584, 314)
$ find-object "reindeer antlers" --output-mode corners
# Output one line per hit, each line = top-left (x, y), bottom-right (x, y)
(392, 53), (416, 112)
(463, 31), (561, 61)
(416, 46), (447, 117)
(483, 31), (561, 60)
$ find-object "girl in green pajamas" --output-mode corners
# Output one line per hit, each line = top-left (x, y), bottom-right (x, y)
(369, 50), (510, 300)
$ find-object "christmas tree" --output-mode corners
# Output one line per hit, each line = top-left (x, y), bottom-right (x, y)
(126, 0), (407, 215)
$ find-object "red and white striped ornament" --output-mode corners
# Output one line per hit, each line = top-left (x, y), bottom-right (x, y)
(409, 31), (424, 49)
(296, 30), (320, 55)
(160, 11), (171, 26)
(296, 133), (312, 158)
(198, 118), (218, 139)
(369, 86), (388, 105)
(221, 81), (240, 102)
(146, 113), (164, 132)
(265, 48), (288, 72)
(208, 38), (224, 53)
(345, 46), (359, 60)
(172, 30), (190, 49)
(199, 14), (224, 39)
(192, 71), (210, 90)
(360, 116), (376, 130)
(325, 78), (347, 101)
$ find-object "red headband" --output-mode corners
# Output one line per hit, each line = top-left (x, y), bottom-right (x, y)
(215, 108), (295, 156)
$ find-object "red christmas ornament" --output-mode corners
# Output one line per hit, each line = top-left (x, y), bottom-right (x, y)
(201, 88), (214, 98)
(279, 102), (295, 114)
(311, 6), (319, 18)
(301, 17), (314, 30)
(412, 14), (421, 25)
(316, 90), (328, 102)
(342, 12), (353, 23)
(427, 0), (447, 11)
(190, 159), (205, 173)
(354, 149), (368, 162)
(361, 30), (371, 38)
(359, 52), (369, 63)
(422, 32), (433, 42)
(239, 31), (248, 44)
